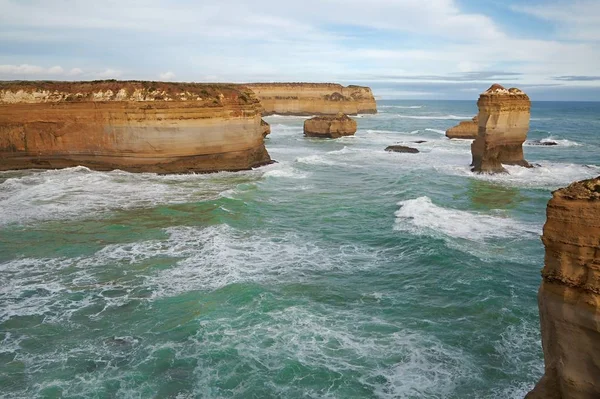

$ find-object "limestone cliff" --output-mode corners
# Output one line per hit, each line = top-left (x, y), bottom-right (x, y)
(0, 81), (271, 173)
(471, 84), (531, 173)
(527, 176), (600, 399)
(446, 116), (478, 139)
(244, 83), (377, 116)
(304, 113), (357, 139)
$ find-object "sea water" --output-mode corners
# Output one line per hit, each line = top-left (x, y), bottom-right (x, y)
(1, 100), (599, 398)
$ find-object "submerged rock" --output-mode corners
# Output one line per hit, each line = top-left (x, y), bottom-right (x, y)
(446, 116), (478, 139)
(304, 113), (357, 138)
(527, 176), (600, 399)
(528, 140), (558, 146)
(471, 84), (531, 173)
(385, 145), (419, 153)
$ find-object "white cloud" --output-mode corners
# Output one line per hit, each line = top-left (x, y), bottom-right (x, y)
(96, 69), (122, 78)
(0, 64), (45, 75)
(47, 65), (64, 74)
(68, 68), (83, 76)
(159, 71), (175, 80)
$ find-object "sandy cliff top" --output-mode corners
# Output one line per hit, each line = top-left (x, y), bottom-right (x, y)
(0, 80), (259, 105)
(553, 176), (600, 200)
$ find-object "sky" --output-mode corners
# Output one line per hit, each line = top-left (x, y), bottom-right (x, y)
(1, 0), (599, 100)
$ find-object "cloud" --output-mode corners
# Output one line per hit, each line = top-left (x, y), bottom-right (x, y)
(554, 75), (600, 81)
(512, 1), (600, 41)
(159, 71), (175, 80)
(95, 68), (122, 78)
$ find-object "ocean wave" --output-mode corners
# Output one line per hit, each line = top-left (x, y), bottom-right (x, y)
(0, 166), (262, 226)
(524, 136), (581, 147)
(398, 115), (472, 120)
(380, 105), (424, 109)
(425, 128), (446, 135)
(394, 196), (540, 241)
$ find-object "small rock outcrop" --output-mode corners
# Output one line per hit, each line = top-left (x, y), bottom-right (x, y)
(244, 83), (377, 116)
(304, 113), (357, 139)
(0, 81), (272, 173)
(385, 145), (419, 153)
(446, 116), (478, 139)
(261, 119), (271, 137)
(527, 176), (600, 399)
(471, 84), (531, 173)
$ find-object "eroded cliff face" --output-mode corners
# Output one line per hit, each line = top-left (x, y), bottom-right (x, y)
(243, 83), (377, 116)
(446, 116), (478, 139)
(527, 177), (600, 399)
(0, 81), (271, 173)
(471, 84), (531, 173)
(304, 113), (357, 139)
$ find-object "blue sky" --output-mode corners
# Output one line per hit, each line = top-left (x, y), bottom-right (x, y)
(1, 0), (599, 100)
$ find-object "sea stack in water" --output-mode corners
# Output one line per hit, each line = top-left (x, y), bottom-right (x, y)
(0, 81), (272, 173)
(304, 113), (357, 139)
(471, 84), (531, 173)
(446, 116), (478, 139)
(244, 83), (377, 116)
(527, 176), (600, 399)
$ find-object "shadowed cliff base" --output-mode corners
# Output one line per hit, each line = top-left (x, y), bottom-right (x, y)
(0, 80), (272, 173)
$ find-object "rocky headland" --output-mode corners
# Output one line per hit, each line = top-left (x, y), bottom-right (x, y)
(244, 83), (377, 116)
(0, 81), (272, 173)
(304, 113), (357, 139)
(471, 84), (531, 173)
(446, 116), (478, 139)
(527, 176), (600, 399)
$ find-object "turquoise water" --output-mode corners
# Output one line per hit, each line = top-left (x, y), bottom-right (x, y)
(1, 100), (599, 398)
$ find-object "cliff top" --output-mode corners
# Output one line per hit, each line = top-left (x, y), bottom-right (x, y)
(0, 80), (260, 104)
(554, 176), (600, 200)
(481, 84), (528, 96)
(244, 82), (372, 90)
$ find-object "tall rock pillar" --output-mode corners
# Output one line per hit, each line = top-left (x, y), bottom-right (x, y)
(471, 84), (531, 173)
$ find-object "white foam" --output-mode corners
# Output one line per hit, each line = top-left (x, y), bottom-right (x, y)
(425, 128), (446, 135)
(0, 167), (263, 226)
(296, 154), (341, 166)
(394, 196), (540, 241)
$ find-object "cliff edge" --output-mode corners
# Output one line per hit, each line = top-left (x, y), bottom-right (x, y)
(243, 83), (377, 116)
(527, 176), (600, 399)
(471, 84), (531, 173)
(0, 81), (272, 173)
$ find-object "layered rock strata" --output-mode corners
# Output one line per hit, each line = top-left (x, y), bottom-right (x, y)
(471, 84), (531, 173)
(244, 83), (377, 116)
(446, 116), (478, 139)
(527, 176), (600, 399)
(0, 81), (271, 173)
(304, 113), (357, 139)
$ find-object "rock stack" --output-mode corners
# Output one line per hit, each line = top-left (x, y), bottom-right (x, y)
(527, 176), (600, 399)
(303, 113), (357, 139)
(446, 116), (478, 139)
(471, 84), (531, 173)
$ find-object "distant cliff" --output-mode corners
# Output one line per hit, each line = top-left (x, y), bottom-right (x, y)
(0, 81), (271, 173)
(243, 83), (377, 116)
(527, 176), (600, 399)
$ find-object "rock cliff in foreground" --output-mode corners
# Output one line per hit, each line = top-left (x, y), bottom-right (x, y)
(446, 116), (478, 139)
(244, 83), (377, 116)
(304, 113), (357, 138)
(0, 81), (271, 173)
(471, 84), (531, 173)
(527, 176), (600, 399)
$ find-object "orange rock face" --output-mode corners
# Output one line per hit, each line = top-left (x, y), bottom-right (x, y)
(304, 113), (357, 138)
(244, 83), (377, 116)
(471, 84), (531, 173)
(527, 176), (600, 399)
(0, 81), (271, 173)
(446, 116), (478, 139)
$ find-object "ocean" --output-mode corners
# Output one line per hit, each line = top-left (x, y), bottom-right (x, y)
(1, 100), (599, 398)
